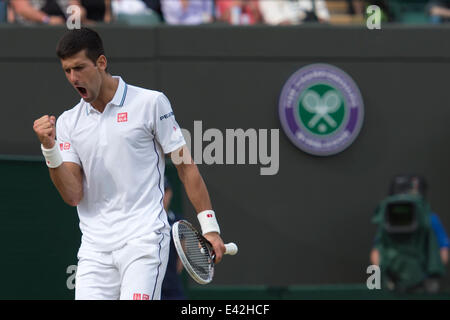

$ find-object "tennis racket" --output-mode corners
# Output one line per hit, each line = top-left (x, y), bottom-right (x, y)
(172, 220), (238, 285)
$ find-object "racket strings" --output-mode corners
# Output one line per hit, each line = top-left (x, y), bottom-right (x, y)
(177, 223), (214, 281)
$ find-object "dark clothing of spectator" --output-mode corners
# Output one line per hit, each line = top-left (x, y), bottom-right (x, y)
(41, 0), (66, 19)
(81, 0), (105, 21)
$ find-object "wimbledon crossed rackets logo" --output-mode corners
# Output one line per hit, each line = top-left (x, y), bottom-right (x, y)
(279, 64), (364, 156)
(299, 85), (344, 135)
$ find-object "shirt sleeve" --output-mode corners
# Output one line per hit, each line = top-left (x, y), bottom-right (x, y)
(153, 93), (186, 154)
(431, 213), (450, 248)
(56, 114), (82, 166)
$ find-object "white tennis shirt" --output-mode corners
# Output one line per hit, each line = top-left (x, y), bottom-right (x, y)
(56, 77), (186, 252)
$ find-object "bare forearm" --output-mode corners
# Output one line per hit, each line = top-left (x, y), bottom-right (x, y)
(12, 2), (47, 22)
(177, 163), (212, 213)
(441, 248), (449, 265)
(431, 6), (450, 18)
(49, 163), (83, 206)
(370, 248), (380, 266)
(104, 0), (112, 22)
(11, 0), (65, 24)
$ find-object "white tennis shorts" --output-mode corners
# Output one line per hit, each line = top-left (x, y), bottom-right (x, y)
(75, 231), (170, 300)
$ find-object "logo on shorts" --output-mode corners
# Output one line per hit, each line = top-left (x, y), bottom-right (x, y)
(117, 112), (128, 123)
(278, 64), (364, 156)
(133, 293), (149, 300)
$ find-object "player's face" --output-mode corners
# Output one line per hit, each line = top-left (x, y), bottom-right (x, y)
(60, 50), (106, 103)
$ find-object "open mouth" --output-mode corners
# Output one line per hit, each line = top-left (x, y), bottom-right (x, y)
(76, 86), (88, 98)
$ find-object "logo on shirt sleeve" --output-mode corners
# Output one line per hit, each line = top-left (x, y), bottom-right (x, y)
(60, 142), (71, 151)
(117, 112), (128, 123)
(160, 111), (174, 121)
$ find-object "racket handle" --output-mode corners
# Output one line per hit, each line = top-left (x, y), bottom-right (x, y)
(225, 242), (238, 255)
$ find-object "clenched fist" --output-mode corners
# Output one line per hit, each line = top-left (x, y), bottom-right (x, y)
(33, 115), (56, 149)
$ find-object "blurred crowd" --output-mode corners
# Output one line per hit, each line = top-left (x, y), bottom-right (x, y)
(1, 0), (449, 26)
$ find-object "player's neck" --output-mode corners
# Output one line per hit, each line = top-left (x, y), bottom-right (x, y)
(91, 75), (119, 113)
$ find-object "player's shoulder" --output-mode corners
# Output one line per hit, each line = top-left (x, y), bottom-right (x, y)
(56, 99), (86, 127)
(126, 84), (168, 104)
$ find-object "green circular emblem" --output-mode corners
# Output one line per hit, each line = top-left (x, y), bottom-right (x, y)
(279, 63), (365, 156)
(297, 84), (346, 136)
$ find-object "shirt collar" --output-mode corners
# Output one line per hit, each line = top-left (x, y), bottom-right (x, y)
(86, 76), (128, 115)
(109, 76), (128, 107)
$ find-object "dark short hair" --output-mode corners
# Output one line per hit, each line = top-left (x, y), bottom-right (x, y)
(56, 27), (105, 66)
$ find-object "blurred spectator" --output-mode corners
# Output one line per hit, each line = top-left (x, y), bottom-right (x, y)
(79, 0), (111, 23)
(10, 0), (110, 25)
(216, 0), (261, 25)
(160, 0), (213, 25)
(379, 0), (409, 22)
(346, 0), (364, 15)
(427, 0), (450, 23)
(143, 0), (163, 16)
(259, 0), (330, 25)
(370, 175), (448, 292)
(0, 0), (6, 23)
(371, 214), (449, 266)
(112, 0), (162, 25)
(10, 0), (67, 25)
(161, 177), (186, 300)
(371, 175), (449, 267)
(7, 0), (14, 22)
(142, 0), (163, 20)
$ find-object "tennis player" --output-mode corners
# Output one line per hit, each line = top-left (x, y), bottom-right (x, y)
(32, 27), (225, 300)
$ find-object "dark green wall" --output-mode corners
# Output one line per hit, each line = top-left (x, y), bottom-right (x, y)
(0, 160), (79, 299)
(0, 159), (183, 299)
(1, 25), (450, 295)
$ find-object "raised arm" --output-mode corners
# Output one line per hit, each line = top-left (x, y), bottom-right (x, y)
(33, 115), (83, 207)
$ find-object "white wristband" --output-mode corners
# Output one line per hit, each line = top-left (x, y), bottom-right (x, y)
(197, 210), (220, 235)
(41, 143), (63, 168)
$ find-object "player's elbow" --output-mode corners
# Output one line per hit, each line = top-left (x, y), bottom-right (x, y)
(65, 198), (79, 207)
(64, 191), (83, 207)
(65, 199), (79, 207)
